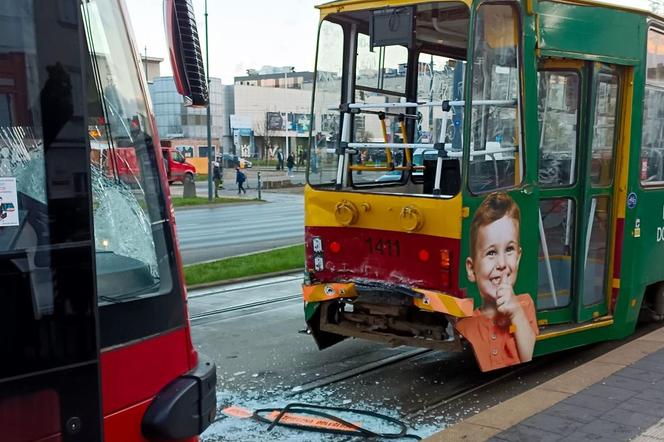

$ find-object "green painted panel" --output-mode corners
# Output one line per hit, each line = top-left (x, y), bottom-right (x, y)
(620, 57), (664, 295)
(537, 1), (645, 64)
(626, 191), (664, 283)
(533, 323), (615, 356)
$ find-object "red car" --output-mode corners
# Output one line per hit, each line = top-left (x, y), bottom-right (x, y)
(162, 147), (197, 184)
(109, 147), (196, 185)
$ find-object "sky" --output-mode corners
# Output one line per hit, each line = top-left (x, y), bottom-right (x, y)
(125, 0), (322, 84)
(125, 0), (657, 85)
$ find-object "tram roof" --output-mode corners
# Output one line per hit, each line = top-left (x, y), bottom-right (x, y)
(315, 0), (660, 21)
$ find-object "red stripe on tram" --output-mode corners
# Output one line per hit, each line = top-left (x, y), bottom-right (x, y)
(611, 217), (625, 310)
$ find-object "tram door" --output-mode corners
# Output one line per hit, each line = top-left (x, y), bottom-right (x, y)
(537, 60), (624, 325)
(0, 1), (103, 441)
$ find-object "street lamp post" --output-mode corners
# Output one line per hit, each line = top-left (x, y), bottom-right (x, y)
(205, 0), (213, 201)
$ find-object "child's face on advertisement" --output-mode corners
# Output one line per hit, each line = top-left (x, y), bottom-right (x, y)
(466, 215), (521, 301)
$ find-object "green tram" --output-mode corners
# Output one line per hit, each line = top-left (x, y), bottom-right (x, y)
(303, 0), (664, 370)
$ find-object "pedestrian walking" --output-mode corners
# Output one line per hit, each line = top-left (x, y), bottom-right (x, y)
(276, 148), (284, 171)
(286, 153), (295, 177)
(235, 166), (247, 194)
(212, 160), (223, 198)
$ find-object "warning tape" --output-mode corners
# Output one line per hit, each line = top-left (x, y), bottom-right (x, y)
(222, 405), (360, 431)
(222, 406), (253, 419)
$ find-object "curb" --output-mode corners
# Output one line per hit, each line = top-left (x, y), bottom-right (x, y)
(424, 326), (664, 442)
(186, 268), (303, 291)
(173, 198), (266, 211)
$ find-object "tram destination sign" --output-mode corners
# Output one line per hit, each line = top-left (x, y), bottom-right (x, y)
(370, 7), (414, 50)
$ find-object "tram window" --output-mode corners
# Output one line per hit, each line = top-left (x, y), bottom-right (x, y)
(309, 20), (344, 187)
(351, 34), (409, 186)
(641, 29), (664, 187)
(351, 91), (406, 186)
(537, 199), (575, 311)
(356, 33), (408, 95)
(537, 72), (579, 187)
(0, 1), (98, 376)
(584, 196), (611, 306)
(83, 1), (182, 347)
(417, 53), (465, 151)
(469, 4), (522, 194)
(309, 3), (470, 195)
(590, 73), (618, 187)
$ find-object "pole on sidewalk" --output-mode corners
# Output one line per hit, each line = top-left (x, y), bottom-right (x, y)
(257, 171), (262, 200)
(205, 0), (213, 202)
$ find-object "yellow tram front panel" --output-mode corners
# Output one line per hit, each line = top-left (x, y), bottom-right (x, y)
(304, 185), (464, 296)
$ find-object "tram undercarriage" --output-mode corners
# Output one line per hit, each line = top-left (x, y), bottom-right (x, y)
(313, 288), (463, 352)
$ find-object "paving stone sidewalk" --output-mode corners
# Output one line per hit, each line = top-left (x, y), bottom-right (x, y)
(490, 348), (664, 441)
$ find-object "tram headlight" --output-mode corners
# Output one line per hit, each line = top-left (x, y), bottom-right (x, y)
(312, 237), (322, 253)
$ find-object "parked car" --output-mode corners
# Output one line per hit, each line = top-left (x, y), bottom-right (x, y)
(163, 148), (197, 184)
(219, 154), (252, 169)
(104, 146), (196, 185)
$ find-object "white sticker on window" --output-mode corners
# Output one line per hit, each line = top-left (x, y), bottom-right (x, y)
(0, 177), (19, 226)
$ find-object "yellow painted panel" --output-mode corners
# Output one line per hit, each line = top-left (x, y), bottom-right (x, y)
(413, 288), (474, 317)
(317, 0), (470, 18)
(540, 58), (585, 70)
(304, 185), (463, 238)
(187, 157), (207, 174)
(607, 67), (633, 310)
(317, 0), (656, 24)
(303, 283), (358, 302)
(615, 68), (633, 219)
(536, 318), (613, 341)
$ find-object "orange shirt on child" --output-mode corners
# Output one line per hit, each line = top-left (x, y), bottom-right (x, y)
(455, 294), (539, 372)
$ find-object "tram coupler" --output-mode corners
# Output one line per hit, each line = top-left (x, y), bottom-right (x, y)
(142, 353), (217, 440)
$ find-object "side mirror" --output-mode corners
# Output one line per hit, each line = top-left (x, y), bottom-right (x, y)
(164, 0), (208, 107)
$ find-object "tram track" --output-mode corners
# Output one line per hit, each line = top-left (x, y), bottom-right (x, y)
(403, 357), (544, 420)
(189, 275), (541, 415)
(404, 321), (664, 423)
(188, 274), (304, 326)
(187, 274), (302, 300)
(287, 348), (433, 396)
(282, 343), (528, 418)
(193, 277), (664, 435)
(189, 293), (302, 325)
(285, 322), (664, 424)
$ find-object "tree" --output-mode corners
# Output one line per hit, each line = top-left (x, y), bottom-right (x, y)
(254, 112), (277, 160)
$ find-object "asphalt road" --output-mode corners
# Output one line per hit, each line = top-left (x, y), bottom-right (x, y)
(174, 192), (304, 265)
(190, 276), (660, 442)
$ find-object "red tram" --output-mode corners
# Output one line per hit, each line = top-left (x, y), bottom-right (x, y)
(0, 0), (215, 440)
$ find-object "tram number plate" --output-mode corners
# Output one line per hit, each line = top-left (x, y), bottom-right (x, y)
(365, 237), (401, 257)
